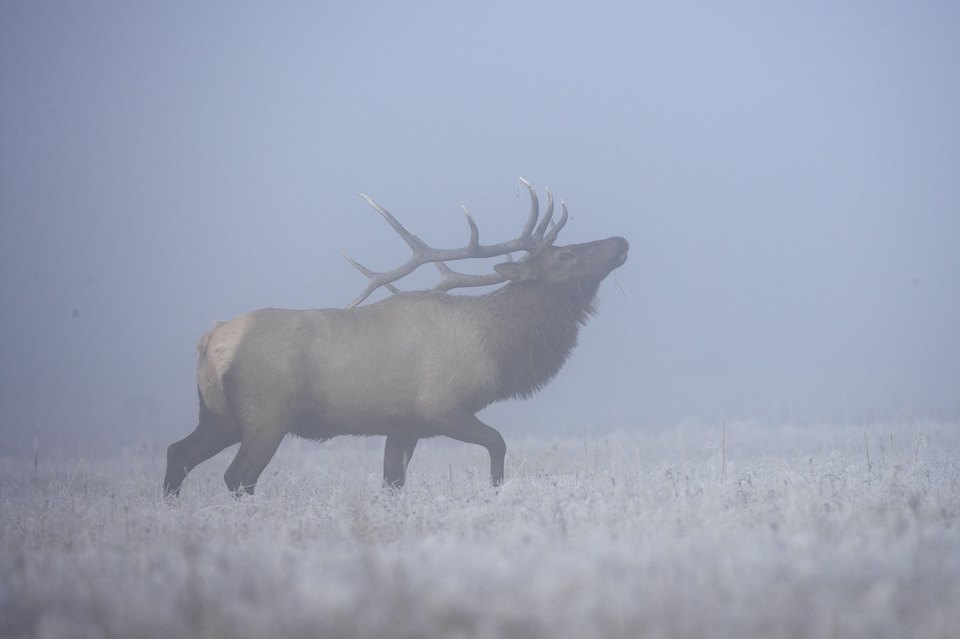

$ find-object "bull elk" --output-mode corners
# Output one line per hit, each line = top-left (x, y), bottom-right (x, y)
(163, 179), (628, 496)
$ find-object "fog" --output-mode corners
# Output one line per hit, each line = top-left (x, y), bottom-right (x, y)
(1, 1), (958, 455)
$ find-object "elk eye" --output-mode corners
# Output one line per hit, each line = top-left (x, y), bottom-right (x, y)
(558, 252), (575, 262)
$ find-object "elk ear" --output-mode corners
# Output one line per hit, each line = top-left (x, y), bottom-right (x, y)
(494, 261), (529, 281)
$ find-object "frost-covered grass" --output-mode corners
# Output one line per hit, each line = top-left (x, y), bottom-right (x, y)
(2, 421), (959, 639)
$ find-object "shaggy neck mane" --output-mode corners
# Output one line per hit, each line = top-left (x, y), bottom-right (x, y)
(481, 278), (601, 402)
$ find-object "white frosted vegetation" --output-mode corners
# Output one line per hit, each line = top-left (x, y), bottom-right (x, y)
(2, 422), (959, 638)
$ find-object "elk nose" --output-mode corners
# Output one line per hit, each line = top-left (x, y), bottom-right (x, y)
(604, 236), (628, 267)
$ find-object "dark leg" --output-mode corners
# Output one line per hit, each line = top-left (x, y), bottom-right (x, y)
(383, 433), (418, 488)
(164, 421), (239, 498)
(445, 414), (506, 486)
(223, 428), (286, 496)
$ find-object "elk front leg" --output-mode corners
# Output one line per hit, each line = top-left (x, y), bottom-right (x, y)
(383, 433), (418, 488)
(445, 413), (506, 486)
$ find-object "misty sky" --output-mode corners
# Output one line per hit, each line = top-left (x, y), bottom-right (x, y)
(1, 1), (958, 454)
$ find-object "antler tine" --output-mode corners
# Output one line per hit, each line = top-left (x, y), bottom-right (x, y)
(342, 252), (402, 308)
(461, 205), (479, 248)
(341, 252), (402, 292)
(357, 193), (428, 252)
(341, 251), (376, 278)
(543, 198), (569, 245)
(346, 281), (388, 309)
(518, 177), (540, 241)
(533, 186), (555, 241)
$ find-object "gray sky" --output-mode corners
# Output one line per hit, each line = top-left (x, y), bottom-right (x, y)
(2, 1), (958, 454)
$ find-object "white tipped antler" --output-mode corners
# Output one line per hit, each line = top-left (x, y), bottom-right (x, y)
(342, 178), (569, 308)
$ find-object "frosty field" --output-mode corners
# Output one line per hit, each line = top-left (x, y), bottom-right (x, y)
(2, 421), (958, 639)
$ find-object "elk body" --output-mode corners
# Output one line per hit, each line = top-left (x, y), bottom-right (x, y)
(164, 181), (627, 496)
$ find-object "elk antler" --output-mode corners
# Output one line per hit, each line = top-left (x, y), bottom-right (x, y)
(343, 178), (569, 308)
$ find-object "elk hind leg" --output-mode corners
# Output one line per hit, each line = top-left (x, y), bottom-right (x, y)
(164, 417), (239, 498)
(383, 433), (418, 489)
(223, 427), (286, 496)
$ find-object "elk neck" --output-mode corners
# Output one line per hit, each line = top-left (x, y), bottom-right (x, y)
(479, 277), (601, 402)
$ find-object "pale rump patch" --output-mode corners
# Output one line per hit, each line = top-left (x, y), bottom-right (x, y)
(196, 316), (252, 417)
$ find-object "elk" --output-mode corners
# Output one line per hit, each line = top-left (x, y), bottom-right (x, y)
(163, 179), (628, 496)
